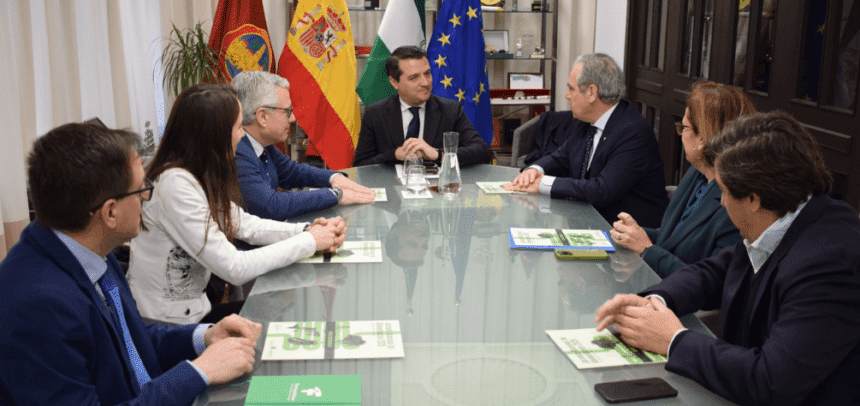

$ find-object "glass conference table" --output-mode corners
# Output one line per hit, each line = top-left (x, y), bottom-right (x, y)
(195, 164), (734, 405)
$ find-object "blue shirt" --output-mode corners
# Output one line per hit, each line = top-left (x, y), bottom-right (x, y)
(52, 230), (211, 384)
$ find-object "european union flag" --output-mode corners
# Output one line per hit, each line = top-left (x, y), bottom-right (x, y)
(426, 0), (494, 145)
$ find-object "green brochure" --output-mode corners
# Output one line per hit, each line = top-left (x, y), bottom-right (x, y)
(245, 375), (361, 405)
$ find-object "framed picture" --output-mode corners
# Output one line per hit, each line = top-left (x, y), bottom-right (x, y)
(483, 30), (509, 53)
(508, 72), (544, 89)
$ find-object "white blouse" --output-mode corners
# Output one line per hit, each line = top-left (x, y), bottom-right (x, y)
(127, 168), (316, 324)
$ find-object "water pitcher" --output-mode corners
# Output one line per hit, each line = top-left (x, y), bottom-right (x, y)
(439, 132), (461, 197)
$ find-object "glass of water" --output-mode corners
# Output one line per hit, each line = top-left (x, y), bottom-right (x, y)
(405, 165), (428, 195)
(404, 153), (423, 169)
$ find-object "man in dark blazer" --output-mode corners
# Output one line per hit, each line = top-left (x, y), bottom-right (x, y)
(594, 111), (860, 406)
(521, 111), (575, 167)
(353, 46), (492, 167)
(506, 53), (668, 227)
(232, 71), (375, 222)
(0, 124), (261, 405)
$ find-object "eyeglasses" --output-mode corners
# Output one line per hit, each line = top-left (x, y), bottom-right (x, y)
(89, 177), (154, 214)
(265, 106), (293, 119)
(675, 122), (694, 136)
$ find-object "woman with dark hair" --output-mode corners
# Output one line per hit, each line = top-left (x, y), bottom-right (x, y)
(128, 84), (345, 324)
(611, 82), (756, 278)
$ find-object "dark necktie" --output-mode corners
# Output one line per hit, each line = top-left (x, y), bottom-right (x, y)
(259, 150), (273, 184)
(99, 269), (152, 387)
(406, 107), (420, 139)
(580, 126), (598, 179)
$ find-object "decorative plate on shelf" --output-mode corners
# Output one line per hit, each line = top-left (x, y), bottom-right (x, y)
(481, 0), (505, 7)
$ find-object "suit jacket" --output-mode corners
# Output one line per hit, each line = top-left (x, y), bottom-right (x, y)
(0, 222), (207, 405)
(522, 111), (575, 167)
(353, 94), (492, 167)
(236, 135), (338, 221)
(642, 194), (860, 406)
(641, 167), (741, 278)
(532, 100), (668, 228)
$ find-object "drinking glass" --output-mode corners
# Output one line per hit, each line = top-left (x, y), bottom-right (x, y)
(404, 153), (423, 170)
(405, 165), (428, 195)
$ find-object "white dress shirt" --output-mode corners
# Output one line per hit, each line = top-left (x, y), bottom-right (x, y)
(399, 98), (427, 140)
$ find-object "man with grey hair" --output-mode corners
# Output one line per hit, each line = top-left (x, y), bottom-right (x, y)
(506, 53), (668, 227)
(232, 71), (375, 222)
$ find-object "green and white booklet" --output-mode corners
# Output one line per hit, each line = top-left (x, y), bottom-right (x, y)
(546, 328), (667, 369)
(475, 181), (524, 194)
(509, 228), (615, 251)
(244, 375), (360, 405)
(263, 320), (404, 361)
(371, 188), (387, 202)
(299, 241), (382, 264)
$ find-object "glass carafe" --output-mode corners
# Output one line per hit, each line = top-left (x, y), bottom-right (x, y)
(438, 132), (461, 197)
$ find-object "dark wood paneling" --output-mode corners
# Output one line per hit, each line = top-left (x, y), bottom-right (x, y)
(625, 0), (860, 211)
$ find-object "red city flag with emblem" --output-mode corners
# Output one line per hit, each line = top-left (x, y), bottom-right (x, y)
(209, 0), (275, 82)
(279, 0), (360, 170)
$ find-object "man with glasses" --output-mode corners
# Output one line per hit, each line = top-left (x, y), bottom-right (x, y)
(0, 123), (262, 405)
(231, 71), (376, 222)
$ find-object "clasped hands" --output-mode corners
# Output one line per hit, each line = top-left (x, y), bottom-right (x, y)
(193, 314), (262, 385)
(594, 294), (684, 355)
(395, 138), (439, 162)
(331, 174), (376, 205)
(502, 168), (542, 194)
(307, 216), (347, 253)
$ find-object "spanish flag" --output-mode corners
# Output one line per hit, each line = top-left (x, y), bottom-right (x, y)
(278, 0), (360, 170)
(209, 0), (275, 81)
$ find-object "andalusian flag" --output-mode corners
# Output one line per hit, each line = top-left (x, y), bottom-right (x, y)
(426, 0), (494, 144)
(355, 0), (426, 105)
(279, 0), (360, 170)
(209, 0), (275, 82)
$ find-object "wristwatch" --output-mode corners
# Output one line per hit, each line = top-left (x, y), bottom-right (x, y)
(330, 186), (343, 202)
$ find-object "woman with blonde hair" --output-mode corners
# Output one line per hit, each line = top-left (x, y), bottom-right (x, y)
(611, 82), (756, 277)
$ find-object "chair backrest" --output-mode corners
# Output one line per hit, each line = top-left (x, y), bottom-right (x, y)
(510, 115), (541, 168)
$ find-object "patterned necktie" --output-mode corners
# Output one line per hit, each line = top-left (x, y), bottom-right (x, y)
(580, 126), (598, 179)
(259, 150), (272, 183)
(99, 269), (152, 388)
(406, 107), (420, 139)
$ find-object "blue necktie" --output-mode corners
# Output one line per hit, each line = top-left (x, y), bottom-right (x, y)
(99, 269), (152, 388)
(259, 150), (274, 185)
(580, 126), (598, 179)
(406, 107), (420, 139)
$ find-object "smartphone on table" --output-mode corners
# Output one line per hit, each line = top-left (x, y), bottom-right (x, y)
(594, 377), (678, 404)
(554, 248), (608, 261)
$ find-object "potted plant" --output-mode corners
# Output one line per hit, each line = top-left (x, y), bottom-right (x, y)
(158, 22), (227, 97)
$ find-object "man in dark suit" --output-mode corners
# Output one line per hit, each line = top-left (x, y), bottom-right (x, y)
(232, 71), (375, 222)
(353, 46), (492, 167)
(521, 111), (576, 167)
(594, 111), (860, 406)
(505, 53), (668, 227)
(0, 124), (261, 405)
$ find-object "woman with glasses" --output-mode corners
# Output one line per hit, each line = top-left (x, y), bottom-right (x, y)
(127, 84), (346, 324)
(611, 82), (756, 278)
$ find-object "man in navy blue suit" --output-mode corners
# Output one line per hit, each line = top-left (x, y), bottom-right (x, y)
(232, 71), (375, 222)
(594, 111), (860, 405)
(505, 53), (668, 228)
(0, 123), (262, 405)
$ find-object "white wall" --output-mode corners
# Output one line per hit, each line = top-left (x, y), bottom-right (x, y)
(555, 0), (597, 110)
(593, 0), (627, 68)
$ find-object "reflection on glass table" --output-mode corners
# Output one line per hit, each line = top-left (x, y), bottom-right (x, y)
(194, 164), (732, 406)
